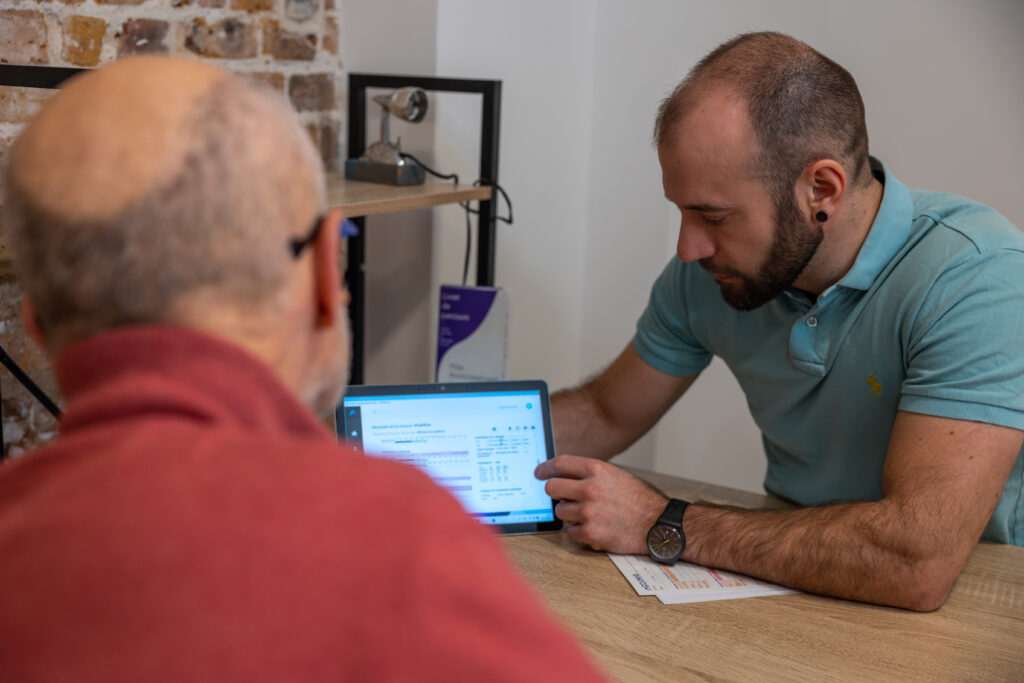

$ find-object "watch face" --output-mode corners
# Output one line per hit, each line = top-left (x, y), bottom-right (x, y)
(647, 523), (684, 563)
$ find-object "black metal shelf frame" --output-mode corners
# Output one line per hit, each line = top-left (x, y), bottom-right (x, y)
(345, 73), (502, 385)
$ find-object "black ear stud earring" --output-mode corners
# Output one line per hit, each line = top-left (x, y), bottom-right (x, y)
(815, 211), (829, 223)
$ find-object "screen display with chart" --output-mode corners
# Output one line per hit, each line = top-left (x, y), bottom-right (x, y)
(338, 381), (561, 534)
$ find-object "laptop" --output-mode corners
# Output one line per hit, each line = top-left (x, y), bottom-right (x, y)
(337, 380), (562, 534)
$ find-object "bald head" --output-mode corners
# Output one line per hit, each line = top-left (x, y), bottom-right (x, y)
(10, 57), (229, 220)
(4, 56), (325, 352)
(654, 32), (871, 205)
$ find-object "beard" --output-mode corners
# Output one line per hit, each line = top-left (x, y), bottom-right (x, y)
(700, 193), (824, 311)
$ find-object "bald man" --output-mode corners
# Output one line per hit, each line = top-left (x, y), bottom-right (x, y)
(0, 58), (605, 681)
(537, 32), (1024, 611)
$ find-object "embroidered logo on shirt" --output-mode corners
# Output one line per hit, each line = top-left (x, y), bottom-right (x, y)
(868, 372), (883, 397)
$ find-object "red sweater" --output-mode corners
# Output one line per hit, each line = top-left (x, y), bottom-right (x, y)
(0, 327), (606, 682)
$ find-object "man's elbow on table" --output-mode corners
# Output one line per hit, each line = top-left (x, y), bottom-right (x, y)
(894, 562), (959, 612)
(875, 544), (971, 612)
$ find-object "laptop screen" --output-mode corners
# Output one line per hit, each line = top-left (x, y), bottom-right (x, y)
(338, 381), (562, 534)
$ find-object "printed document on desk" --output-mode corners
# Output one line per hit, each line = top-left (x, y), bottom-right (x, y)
(610, 554), (796, 604)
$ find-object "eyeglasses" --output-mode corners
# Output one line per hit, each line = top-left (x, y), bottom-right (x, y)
(289, 214), (359, 258)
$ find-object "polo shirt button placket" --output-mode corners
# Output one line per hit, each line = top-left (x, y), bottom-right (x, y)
(806, 316), (818, 328)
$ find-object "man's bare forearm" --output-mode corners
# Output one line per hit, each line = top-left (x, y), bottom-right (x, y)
(551, 385), (624, 460)
(682, 500), (969, 611)
(679, 415), (1022, 611)
(552, 345), (699, 460)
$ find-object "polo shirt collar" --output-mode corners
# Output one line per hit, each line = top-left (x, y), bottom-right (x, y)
(833, 157), (914, 291)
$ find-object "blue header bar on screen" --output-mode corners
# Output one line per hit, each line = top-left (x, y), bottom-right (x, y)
(346, 391), (539, 403)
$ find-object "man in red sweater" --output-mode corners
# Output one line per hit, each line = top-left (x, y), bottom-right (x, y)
(0, 57), (605, 681)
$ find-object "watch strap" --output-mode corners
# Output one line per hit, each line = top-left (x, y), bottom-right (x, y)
(658, 498), (689, 528)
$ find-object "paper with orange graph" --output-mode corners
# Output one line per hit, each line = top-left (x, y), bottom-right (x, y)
(609, 554), (796, 604)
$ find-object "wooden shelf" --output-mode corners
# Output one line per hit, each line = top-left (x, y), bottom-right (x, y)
(326, 175), (492, 218)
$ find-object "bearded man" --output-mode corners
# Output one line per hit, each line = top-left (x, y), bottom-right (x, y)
(537, 32), (1024, 611)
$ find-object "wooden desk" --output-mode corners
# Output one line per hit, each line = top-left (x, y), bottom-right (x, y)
(504, 470), (1024, 682)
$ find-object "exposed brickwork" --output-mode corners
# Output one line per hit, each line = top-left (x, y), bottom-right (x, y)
(185, 17), (259, 59)
(0, 88), (51, 125)
(302, 117), (337, 169)
(262, 19), (316, 61)
(247, 70), (286, 92)
(323, 15), (338, 55)
(289, 72), (334, 111)
(285, 0), (318, 22)
(61, 15), (106, 67)
(316, 117), (339, 168)
(0, 0), (343, 454)
(118, 18), (169, 56)
(0, 132), (15, 262)
(0, 10), (48, 65)
(231, 0), (274, 12)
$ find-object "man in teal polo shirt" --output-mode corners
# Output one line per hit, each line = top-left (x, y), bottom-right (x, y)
(536, 32), (1024, 611)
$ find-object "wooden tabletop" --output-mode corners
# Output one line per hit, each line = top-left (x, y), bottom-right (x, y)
(504, 469), (1024, 682)
(325, 175), (492, 218)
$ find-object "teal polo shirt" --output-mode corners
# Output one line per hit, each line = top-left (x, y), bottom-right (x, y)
(634, 158), (1024, 544)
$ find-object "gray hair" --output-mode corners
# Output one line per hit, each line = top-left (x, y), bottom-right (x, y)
(3, 76), (324, 349)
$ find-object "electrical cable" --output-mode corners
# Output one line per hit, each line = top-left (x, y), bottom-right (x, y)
(400, 152), (514, 286)
(399, 152), (459, 184)
(460, 180), (513, 225)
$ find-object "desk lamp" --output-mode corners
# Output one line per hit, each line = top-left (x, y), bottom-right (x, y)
(345, 87), (428, 186)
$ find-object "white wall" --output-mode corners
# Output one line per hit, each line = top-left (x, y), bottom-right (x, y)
(352, 0), (1024, 493)
(340, 0), (440, 384)
(432, 1), (597, 393)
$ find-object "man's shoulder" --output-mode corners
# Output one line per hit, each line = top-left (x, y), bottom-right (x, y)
(909, 189), (1024, 256)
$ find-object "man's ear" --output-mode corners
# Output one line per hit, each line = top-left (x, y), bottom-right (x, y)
(312, 208), (343, 328)
(801, 159), (846, 224)
(20, 296), (48, 349)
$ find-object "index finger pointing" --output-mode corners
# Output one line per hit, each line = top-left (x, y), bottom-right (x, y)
(534, 454), (595, 480)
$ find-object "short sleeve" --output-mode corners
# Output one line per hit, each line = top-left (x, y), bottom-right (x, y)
(899, 248), (1024, 430)
(632, 258), (713, 377)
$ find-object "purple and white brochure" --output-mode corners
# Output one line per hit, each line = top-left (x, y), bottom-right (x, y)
(436, 285), (508, 382)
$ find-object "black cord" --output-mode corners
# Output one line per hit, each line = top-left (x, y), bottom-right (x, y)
(399, 152), (513, 286)
(460, 180), (513, 225)
(400, 152), (459, 184)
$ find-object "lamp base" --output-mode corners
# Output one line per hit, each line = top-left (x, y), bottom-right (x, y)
(345, 158), (425, 186)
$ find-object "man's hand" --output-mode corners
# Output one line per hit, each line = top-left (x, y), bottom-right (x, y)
(535, 455), (667, 554)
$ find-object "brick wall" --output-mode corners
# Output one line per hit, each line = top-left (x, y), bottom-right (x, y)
(0, 0), (344, 455)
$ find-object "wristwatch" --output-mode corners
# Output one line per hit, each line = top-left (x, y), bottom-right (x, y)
(646, 498), (689, 564)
